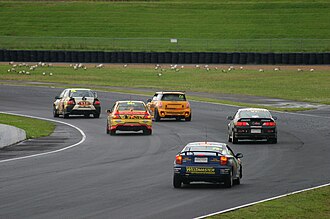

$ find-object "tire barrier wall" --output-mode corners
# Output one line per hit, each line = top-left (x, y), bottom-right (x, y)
(1, 50), (329, 65)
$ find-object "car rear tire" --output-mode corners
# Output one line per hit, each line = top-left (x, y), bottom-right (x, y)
(53, 107), (59, 118)
(173, 175), (182, 188)
(106, 122), (110, 134)
(154, 108), (161, 122)
(224, 171), (233, 188)
(232, 131), (238, 144)
(233, 176), (240, 185)
(94, 113), (100, 118)
(143, 129), (152, 135)
(185, 113), (192, 122)
(228, 133), (232, 142)
(110, 129), (116, 135)
(63, 110), (69, 119)
(268, 138), (277, 144)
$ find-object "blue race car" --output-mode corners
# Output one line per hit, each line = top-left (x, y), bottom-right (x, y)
(173, 142), (243, 188)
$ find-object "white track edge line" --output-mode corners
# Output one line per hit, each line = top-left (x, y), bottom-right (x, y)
(0, 112), (86, 163)
(194, 182), (330, 219)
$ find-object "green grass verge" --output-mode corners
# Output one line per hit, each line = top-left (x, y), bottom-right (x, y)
(1, 64), (330, 105)
(209, 185), (330, 219)
(0, 113), (55, 139)
(0, 0), (329, 52)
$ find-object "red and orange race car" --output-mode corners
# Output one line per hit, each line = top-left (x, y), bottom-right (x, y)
(106, 101), (152, 135)
(147, 91), (191, 122)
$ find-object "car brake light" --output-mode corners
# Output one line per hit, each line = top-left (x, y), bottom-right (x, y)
(144, 111), (151, 119)
(263, 122), (276, 126)
(112, 111), (120, 119)
(176, 155), (183, 165)
(67, 99), (75, 105)
(235, 121), (249, 126)
(158, 102), (163, 108)
(220, 156), (228, 165)
(94, 100), (101, 105)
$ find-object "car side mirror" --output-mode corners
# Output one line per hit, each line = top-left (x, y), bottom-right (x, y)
(93, 91), (98, 98)
(273, 116), (277, 120)
(235, 153), (243, 158)
(55, 96), (61, 100)
(147, 99), (152, 103)
(227, 116), (233, 120)
(106, 109), (112, 114)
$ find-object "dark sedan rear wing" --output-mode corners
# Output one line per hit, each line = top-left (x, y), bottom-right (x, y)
(239, 118), (274, 122)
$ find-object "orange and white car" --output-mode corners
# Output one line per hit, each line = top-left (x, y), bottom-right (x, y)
(106, 101), (152, 135)
(147, 91), (191, 122)
(53, 88), (101, 118)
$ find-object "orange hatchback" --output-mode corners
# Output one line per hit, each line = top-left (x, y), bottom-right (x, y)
(147, 91), (191, 122)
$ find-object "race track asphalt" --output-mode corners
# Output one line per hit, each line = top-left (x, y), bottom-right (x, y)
(0, 85), (330, 219)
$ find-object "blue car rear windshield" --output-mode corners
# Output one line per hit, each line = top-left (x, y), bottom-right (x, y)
(183, 146), (224, 154)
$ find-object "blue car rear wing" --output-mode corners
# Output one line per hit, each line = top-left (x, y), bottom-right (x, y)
(180, 151), (223, 156)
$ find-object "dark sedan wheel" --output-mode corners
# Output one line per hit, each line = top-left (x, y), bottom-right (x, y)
(228, 133), (232, 142)
(94, 113), (100, 118)
(110, 129), (116, 135)
(232, 131), (238, 144)
(268, 138), (277, 144)
(173, 175), (182, 188)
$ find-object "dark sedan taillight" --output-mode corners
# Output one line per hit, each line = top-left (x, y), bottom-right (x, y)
(263, 121), (276, 126)
(235, 121), (249, 126)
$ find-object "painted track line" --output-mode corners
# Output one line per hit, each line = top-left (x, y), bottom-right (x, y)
(0, 112), (86, 163)
(194, 183), (330, 219)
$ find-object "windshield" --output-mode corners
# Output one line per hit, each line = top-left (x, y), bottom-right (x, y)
(239, 110), (272, 118)
(161, 94), (186, 101)
(117, 102), (146, 111)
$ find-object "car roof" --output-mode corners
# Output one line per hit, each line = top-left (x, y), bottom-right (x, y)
(238, 108), (269, 112)
(185, 142), (227, 147)
(116, 100), (145, 104)
(156, 91), (185, 95)
(67, 88), (92, 91)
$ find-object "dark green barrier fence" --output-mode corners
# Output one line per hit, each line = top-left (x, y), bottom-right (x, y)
(0, 50), (329, 64)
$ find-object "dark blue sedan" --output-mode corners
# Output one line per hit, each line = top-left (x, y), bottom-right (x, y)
(173, 142), (243, 188)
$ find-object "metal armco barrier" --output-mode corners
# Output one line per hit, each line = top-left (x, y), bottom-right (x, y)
(0, 50), (329, 64)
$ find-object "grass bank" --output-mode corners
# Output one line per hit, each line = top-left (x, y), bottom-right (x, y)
(0, 0), (329, 52)
(0, 113), (55, 139)
(1, 64), (330, 105)
(210, 185), (330, 219)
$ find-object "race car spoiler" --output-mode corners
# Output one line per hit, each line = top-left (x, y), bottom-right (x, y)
(180, 151), (222, 156)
